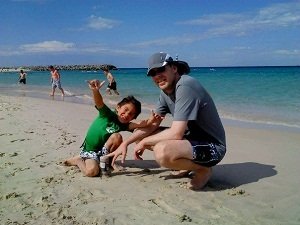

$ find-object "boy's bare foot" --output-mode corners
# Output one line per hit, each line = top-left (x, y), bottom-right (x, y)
(111, 162), (126, 172)
(63, 156), (81, 166)
(188, 167), (212, 190)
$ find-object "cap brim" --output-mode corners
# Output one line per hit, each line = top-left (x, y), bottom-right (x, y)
(147, 61), (168, 76)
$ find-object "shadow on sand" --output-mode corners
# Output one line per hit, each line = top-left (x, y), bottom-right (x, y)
(208, 162), (277, 190)
(111, 160), (277, 191)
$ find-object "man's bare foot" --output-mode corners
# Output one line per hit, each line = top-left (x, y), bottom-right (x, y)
(188, 168), (212, 190)
(161, 170), (191, 180)
(49, 94), (54, 96)
(171, 170), (191, 178)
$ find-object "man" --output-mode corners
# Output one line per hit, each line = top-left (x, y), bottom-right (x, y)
(48, 65), (65, 97)
(108, 52), (226, 190)
(18, 69), (27, 84)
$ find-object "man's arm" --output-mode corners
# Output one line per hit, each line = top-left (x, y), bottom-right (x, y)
(107, 120), (162, 165)
(134, 120), (187, 151)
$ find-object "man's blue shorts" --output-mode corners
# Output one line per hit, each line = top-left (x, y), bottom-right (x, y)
(188, 141), (226, 167)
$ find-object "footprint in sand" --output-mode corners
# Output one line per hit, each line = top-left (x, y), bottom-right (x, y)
(148, 198), (193, 222)
(30, 153), (47, 161)
(227, 188), (248, 196)
(10, 138), (30, 143)
(0, 133), (13, 136)
(9, 167), (30, 176)
(9, 152), (18, 157)
(5, 192), (21, 199)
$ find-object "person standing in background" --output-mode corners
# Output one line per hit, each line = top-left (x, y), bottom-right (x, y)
(18, 70), (27, 84)
(101, 67), (120, 95)
(48, 65), (65, 98)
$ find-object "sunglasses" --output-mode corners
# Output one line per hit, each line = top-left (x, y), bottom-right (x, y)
(149, 65), (167, 77)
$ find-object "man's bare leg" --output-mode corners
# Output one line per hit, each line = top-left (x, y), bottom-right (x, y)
(153, 140), (212, 190)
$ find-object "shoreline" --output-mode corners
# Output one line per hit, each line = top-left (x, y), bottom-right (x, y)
(1, 94), (300, 224)
(1, 87), (299, 134)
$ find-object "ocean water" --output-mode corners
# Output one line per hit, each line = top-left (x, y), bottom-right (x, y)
(1, 66), (300, 131)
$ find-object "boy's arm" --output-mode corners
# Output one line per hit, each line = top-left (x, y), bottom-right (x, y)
(128, 110), (164, 130)
(87, 80), (106, 109)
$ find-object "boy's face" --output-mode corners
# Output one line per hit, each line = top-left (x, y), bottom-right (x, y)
(116, 102), (137, 123)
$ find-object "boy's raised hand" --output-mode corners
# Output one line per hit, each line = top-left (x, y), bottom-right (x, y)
(86, 79), (105, 90)
(147, 110), (164, 126)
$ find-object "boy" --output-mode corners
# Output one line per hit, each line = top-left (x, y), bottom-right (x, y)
(64, 79), (157, 177)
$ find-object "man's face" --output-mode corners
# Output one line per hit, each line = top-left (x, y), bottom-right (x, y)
(150, 64), (177, 94)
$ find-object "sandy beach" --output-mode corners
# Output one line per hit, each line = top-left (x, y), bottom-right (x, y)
(1, 94), (300, 225)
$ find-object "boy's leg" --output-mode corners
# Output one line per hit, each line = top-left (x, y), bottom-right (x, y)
(81, 159), (99, 177)
(104, 133), (123, 153)
(64, 155), (99, 177)
(101, 133), (123, 171)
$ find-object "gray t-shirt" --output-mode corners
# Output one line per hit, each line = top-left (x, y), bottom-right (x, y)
(155, 75), (226, 146)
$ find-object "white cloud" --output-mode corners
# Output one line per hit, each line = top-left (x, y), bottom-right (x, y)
(177, 14), (245, 26)
(20, 41), (75, 53)
(136, 2), (300, 48)
(87, 15), (121, 30)
(81, 44), (139, 55)
(178, 2), (300, 37)
(274, 49), (300, 55)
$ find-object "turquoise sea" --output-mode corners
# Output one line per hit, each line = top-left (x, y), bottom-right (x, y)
(1, 66), (300, 132)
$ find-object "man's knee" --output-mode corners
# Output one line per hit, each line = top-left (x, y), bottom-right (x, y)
(153, 142), (170, 166)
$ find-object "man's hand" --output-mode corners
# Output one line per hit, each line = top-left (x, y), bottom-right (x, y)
(106, 142), (128, 166)
(133, 141), (146, 160)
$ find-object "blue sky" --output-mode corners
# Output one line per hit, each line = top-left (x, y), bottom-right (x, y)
(0, 0), (299, 67)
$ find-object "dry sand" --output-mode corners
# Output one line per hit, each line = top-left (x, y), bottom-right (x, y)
(1, 94), (300, 225)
